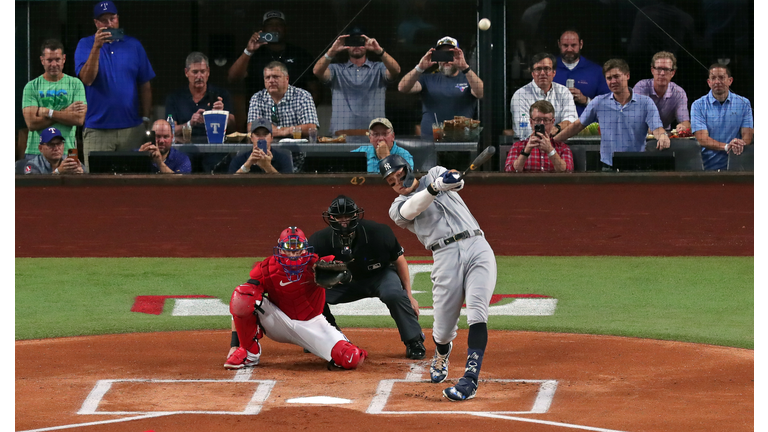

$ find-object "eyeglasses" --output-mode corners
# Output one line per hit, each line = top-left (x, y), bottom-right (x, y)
(531, 117), (554, 124)
(42, 141), (64, 147)
(532, 67), (553, 74)
(271, 106), (279, 124)
(653, 67), (674, 73)
(369, 131), (391, 138)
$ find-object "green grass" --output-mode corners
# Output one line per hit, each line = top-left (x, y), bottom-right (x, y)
(15, 257), (753, 349)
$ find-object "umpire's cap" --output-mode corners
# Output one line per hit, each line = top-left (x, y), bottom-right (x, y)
(379, 154), (414, 188)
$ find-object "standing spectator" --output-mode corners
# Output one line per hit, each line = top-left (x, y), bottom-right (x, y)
(554, 59), (670, 169)
(16, 128), (85, 175)
(553, 29), (610, 116)
(632, 52), (690, 133)
(398, 36), (484, 141)
(21, 39), (86, 161)
(228, 10), (320, 102)
(510, 52), (577, 139)
(75, 1), (155, 169)
(691, 64), (753, 171)
(352, 118), (414, 173)
(313, 26), (401, 136)
(137, 120), (191, 174)
(229, 118), (293, 174)
(166, 52), (235, 172)
(504, 101), (573, 173)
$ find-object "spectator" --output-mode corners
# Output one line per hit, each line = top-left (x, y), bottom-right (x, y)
(632, 52), (690, 133)
(16, 128), (85, 175)
(691, 63), (753, 171)
(352, 118), (414, 173)
(313, 26), (401, 136)
(553, 29), (610, 116)
(229, 118), (292, 174)
(228, 10), (320, 103)
(166, 52), (235, 173)
(504, 100), (573, 173)
(554, 59), (669, 169)
(75, 0), (155, 169)
(398, 36), (483, 141)
(137, 120), (191, 174)
(21, 39), (86, 161)
(510, 52), (577, 139)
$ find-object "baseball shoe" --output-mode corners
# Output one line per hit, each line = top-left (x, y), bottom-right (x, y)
(405, 339), (426, 360)
(443, 377), (477, 402)
(224, 344), (260, 369)
(429, 342), (452, 383)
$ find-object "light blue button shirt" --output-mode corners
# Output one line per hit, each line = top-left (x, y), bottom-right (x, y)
(691, 90), (753, 170)
(580, 90), (663, 166)
(352, 142), (414, 173)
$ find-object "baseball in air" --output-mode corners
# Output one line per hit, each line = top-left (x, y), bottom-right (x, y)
(478, 18), (491, 31)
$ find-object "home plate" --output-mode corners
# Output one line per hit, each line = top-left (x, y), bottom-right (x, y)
(286, 396), (352, 405)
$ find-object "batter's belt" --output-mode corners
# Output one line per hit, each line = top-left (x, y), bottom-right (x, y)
(429, 229), (484, 251)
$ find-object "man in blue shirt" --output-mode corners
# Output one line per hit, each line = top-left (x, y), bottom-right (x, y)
(138, 120), (191, 174)
(75, 1), (155, 170)
(554, 59), (670, 168)
(553, 30), (610, 117)
(229, 118), (293, 174)
(691, 64), (753, 171)
(353, 118), (414, 173)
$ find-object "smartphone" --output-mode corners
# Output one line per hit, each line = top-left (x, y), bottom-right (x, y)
(104, 28), (124, 41)
(534, 124), (546, 135)
(256, 139), (268, 153)
(146, 130), (156, 145)
(431, 50), (454, 62)
(566, 79), (575, 89)
(67, 148), (78, 159)
(346, 36), (365, 47)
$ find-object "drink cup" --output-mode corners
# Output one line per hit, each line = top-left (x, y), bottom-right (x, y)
(203, 110), (229, 144)
(432, 123), (443, 142)
(308, 126), (317, 143)
(292, 126), (302, 139)
(182, 122), (192, 142)
(566, 79), (575, 89)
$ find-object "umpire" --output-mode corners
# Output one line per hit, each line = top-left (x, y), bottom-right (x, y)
(309, 195), (426, 359)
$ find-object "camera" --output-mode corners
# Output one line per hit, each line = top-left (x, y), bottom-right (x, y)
(259, 31), (280, 43)
(146, 130), (156, 145)
(346, 36), (365, 47)
(534, 124), (546, 135)
(104, 28), (124, 41)
(431, 50), (454, 62)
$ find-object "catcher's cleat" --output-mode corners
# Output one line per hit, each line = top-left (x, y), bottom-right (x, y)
(224, 344), (261, 369)
(429, 342), (452, 383)
(405, 339), (426, 360)
(443, 376), (477, 401)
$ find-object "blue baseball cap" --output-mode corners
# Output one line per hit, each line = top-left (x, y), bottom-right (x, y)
(40, 127), (64, 144)
(250, 118), (272, 134)
(94, 1), (118, 19)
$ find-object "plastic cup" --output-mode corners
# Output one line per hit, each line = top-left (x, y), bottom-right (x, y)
(203, 110), (229, 144)
(432, 123), (443, 142)
(292, 126), (302, 139)
(182, 122), (192, 142)
(308, 126), (317, 143)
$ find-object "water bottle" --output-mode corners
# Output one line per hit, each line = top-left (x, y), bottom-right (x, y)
(519, 113), (529, 130)
(167, 114), (175, 136)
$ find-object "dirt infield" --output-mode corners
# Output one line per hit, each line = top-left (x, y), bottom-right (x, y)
(16, 329), (753, 432)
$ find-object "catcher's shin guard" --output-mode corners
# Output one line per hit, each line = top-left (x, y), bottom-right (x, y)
(330, 340), (367, 369)
(230, 283), (265, 353)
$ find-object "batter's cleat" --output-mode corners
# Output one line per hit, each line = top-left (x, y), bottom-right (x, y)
(429, 342), (452, 383)
(224, 344), (261, 369)
(405, 339), (426, 360)
(443, 377), (477, 401)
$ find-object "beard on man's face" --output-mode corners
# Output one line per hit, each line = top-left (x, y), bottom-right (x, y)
(439, 64), (457, 76)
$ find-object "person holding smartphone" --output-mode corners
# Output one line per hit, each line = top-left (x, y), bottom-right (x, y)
(504, 101), (573, 173)
(16, 128), (86, 175)
(229, 118), (293, 174)
(137, 120), (191, 174)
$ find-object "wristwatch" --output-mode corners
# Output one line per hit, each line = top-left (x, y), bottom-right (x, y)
(521, 150), (531, 157)
(554, 124), (562, 135)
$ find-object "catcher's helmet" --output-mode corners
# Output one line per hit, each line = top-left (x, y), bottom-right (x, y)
(378, 155), (414, 188)
(322, 195), (364, 236)
(273, 226), (314, 281)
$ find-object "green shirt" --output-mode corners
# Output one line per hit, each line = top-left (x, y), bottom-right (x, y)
(22, 74), (86, 154)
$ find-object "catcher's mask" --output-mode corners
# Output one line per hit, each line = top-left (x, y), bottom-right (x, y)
(322, 195), (364, 238)
(378, 155), (414, 188)
(273, 226), (314, 281)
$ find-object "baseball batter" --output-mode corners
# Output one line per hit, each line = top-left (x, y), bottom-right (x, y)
(379, 155), (497, 401)
(225, 227), (367, 370)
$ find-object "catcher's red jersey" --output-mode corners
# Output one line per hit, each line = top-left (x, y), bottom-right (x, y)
(249, 255), (325, 321)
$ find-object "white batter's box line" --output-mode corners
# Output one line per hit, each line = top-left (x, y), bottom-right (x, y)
(78, 378), (276, 416)
(366, 379), (558, 415)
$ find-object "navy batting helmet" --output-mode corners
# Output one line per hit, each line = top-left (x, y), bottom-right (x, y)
(322, 195), (364, 236)
(378, 155), (414, 188)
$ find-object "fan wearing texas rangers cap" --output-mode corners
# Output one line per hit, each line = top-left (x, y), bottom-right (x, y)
(378, 154), (497, 402)
(398, 36), (484, 141)
(351, 118), (414, 173)
(16, 127), (85, 175)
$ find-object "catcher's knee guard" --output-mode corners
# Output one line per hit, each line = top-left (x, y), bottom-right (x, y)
(230, 283), (265, 353)
(330, 340), (367, 370)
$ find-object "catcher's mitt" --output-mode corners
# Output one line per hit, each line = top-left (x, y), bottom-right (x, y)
(313, 260), (352, 288)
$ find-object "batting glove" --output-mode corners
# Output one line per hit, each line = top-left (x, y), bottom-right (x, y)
(432, 172), (464, 192)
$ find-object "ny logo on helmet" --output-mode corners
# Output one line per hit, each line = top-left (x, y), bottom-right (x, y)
(383, 163), (391, 170)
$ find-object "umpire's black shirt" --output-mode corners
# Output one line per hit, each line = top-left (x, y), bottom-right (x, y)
(309, 220), (404, 281)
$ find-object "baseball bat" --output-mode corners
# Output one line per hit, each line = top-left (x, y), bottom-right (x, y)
(460, 145), (496, 177)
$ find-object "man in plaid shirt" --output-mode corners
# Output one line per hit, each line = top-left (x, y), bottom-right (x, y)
(504, 100), (573, 173)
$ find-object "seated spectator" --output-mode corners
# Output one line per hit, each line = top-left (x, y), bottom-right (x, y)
(165, 51), (235, 173)
(353, 118), (414, 173)
(632, 51), (690, 134)
(510, 52), (577, 139)
(398, 36), (483, 141)
(691, 63), (753, 171)
(16, 127), (85, 175)
(504, 101), (573, 173)
(229, 118), (292, 174)
(138, 120), (191, 174)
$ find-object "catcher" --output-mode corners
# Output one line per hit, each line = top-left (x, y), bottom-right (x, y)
(224, 226), (366, 370)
